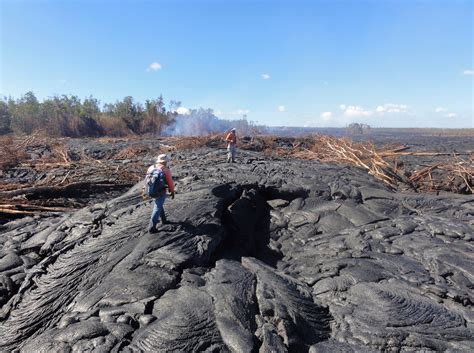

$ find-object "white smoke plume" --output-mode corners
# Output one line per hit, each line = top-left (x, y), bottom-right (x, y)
(163, 108), (257, 136)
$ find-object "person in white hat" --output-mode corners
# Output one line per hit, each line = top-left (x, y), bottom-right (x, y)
(145, 153), (175, 233)
(225, 128), (237, 163)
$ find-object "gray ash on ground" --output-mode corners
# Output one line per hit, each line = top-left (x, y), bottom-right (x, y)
(0, 147), (473, 352)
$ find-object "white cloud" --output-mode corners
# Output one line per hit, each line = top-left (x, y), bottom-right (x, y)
(340, 105), (373, 117)
(214, 110), (222, 116)
(176, 107), (190, 115)
(237, 109), (250, 115)
(323, 81), (328, 86)
(339, 103), (408, 117)
(320, 111), (332, 121)
(261, 73), (270, 80)
(435, 108), (457, 118)
(463, 69), (473, 76)
(147, 62), (162, 72)
(277, 105), (286, 112)
(375, 103), (408, 114)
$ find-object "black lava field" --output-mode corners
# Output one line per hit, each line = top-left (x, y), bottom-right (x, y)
(0, 146), (473, 352)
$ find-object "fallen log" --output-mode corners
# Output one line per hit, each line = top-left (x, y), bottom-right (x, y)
(380, 151), (473, 157)
(383, 145), (410, 153)
(0, 208), (36, 216)
(0, 205), (69, 215)
(0, 181), (133, 199)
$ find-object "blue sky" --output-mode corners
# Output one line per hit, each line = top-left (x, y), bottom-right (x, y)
(1, 0), (472, 128)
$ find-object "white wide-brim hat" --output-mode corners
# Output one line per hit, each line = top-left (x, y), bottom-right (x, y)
(156, 154), (170, 163)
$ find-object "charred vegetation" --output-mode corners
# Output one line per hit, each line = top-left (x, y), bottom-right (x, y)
(1, 133), (471, 224)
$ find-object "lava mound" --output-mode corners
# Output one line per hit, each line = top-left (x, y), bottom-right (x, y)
(0, 148), (473, 352)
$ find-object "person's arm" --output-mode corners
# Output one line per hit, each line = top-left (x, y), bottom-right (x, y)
(225, 133), (232, 142)
(163, 167), (175, 196)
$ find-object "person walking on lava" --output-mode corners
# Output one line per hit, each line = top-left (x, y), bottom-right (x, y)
(225, 128), (237, 163)
(144, 154), (175, 233)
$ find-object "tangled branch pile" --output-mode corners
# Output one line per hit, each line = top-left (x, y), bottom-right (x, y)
(0, 136), (144, 220)
(408, 156), (473, 194)
(295, 136), (408, 189)
(268, 135), (472, 194)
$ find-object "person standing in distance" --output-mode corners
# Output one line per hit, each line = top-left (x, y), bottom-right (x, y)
(145, 154), (175, 233)
(225, 128), (237, 163)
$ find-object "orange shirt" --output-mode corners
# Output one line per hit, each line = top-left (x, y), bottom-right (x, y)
(225, 132), (236, 144)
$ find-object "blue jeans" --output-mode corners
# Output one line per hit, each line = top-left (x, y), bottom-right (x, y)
(150, 193), (167, 228)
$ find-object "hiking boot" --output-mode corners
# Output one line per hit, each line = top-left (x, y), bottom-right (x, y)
(148, 226), (158, 234)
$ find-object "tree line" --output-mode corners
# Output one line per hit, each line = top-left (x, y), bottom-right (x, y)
(0, 92), (263, 137)
(0, 92), (179, 137)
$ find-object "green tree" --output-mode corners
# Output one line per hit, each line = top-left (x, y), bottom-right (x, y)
(112, 96), (143, 133)
(81, 96), (101, 120)
(10, 91), (41, 134)
(4, 92), (180, 137)
(0, 99), (11, 134)
(141, 96), (175, 134)
(41, 95), (103, 137)
(41, 95), (79, 136)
